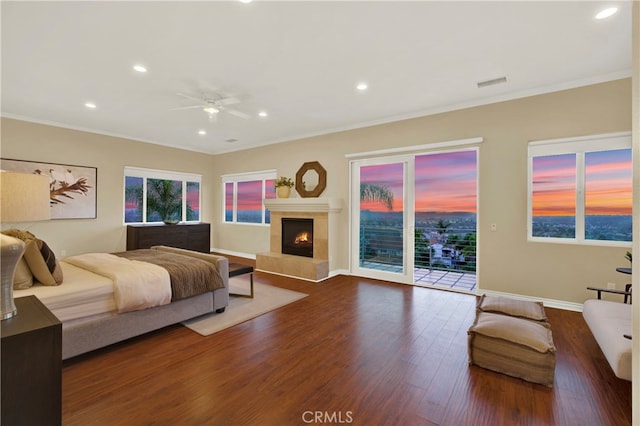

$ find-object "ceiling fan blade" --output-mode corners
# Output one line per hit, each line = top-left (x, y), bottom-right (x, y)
(176, 92), (204, 102)
(217, 96), (241, 106)
(170, 105), (203, 111)
(226, 109), (251, 119)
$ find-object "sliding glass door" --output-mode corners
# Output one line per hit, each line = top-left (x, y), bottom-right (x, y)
(351, 149), (478, 289)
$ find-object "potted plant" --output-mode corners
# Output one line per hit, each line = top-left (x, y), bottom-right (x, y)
(275, 176), (294, 198)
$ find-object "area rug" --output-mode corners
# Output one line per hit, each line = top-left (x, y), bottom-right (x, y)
(182, 277), (308, 336)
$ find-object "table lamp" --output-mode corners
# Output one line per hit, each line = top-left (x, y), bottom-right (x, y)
(1, 171), (51, 320)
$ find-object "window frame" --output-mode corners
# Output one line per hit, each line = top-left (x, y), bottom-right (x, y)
(527, 132), (632, 247)
(222, 169), (276, 226)
(123, 166), (202, 224)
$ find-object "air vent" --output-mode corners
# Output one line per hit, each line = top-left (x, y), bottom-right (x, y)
(225, 138), (238, 143)
(477, 76), (507, 88)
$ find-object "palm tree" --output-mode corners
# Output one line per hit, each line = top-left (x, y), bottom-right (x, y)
(435, 219), (451, 234)
(359, 183), (395, 265)
(360, 183), (394, 210)
(434, 219), (451, 243)
(147, 179), (182, 222)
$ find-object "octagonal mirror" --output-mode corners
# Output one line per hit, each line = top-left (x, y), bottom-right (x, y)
(295, 161), (327, 198)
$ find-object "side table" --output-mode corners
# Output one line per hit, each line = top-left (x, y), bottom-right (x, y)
(1, 295), (62, 425)
(228, 263), (254, 298)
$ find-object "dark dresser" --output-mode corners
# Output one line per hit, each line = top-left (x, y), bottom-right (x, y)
(1, 296), (62, 426)
(126, 222), (211, 253)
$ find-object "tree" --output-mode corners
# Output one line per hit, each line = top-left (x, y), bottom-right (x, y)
(434, 219), (451, 234)
(360, 183), (394, 210)
(415, 228), (430, 267)
(147, 179), (182, 222)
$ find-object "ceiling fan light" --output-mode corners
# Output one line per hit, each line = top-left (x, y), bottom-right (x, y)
(595, 7), (618, 20)
(203, 106), (219, 114)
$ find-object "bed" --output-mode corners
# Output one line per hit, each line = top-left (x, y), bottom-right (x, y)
(14, 245), (229, 359)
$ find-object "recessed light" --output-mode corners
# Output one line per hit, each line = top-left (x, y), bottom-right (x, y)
(84, 102), (97, 109)
(133, 64), (147, 73)
(258, 111), (268, 117)
(595, 7), (618, 20)
(198, 130), (206, 135)
(239, 0), (252, 3)
(356, 82), (368, 91)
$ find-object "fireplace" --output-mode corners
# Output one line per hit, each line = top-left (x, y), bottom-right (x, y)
(281, 218), (313, 258)
(257, 198), (342, 281)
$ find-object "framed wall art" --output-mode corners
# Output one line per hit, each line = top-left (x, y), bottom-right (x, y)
(1, 158), (97, 219)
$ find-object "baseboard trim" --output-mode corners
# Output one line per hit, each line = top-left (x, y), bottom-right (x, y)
(479, 289), (583, 312)
(255, 268), (335, 283)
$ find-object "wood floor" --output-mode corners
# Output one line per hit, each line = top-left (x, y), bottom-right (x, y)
(62, 264), (631, 425)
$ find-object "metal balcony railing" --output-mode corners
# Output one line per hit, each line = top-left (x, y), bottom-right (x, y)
(359, 224), (477, 290)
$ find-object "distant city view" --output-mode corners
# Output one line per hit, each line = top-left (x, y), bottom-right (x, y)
(532, 215), (632, 241)
(360, 210), (477, 273)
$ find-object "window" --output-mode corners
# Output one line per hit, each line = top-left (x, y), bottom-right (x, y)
(222, 170), (276, 224)
(528, 132), (631, 245)
(124, 167), (201, 224)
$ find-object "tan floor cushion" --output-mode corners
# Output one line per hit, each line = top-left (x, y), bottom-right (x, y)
(468, 311), (556, 387)
(477, 294), (548, 322)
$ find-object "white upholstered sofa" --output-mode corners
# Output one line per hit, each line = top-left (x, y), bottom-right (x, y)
(582, 298), (632, 381)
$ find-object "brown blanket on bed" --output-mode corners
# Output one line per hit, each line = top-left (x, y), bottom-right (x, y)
(113, 249), (225, 301)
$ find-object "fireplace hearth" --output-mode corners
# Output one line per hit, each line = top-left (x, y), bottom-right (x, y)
(282, 218), (313, 258)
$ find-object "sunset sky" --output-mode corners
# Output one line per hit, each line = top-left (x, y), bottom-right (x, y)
(223, 148), (630, 218)
(532, 149), (632, 216)
(360, 151), (478, 213)
(226, 179), (275, 213)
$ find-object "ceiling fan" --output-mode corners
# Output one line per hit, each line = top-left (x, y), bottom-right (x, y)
(171, 92), (251, 121)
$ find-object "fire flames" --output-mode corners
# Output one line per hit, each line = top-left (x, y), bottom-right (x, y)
(294, 232), (310, 244)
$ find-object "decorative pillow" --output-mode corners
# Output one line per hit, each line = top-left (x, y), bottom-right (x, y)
(13, 258), (34, 289)
(1, 229), (63, 286)
(1, 228), (35, 243)
(24, 238), (63, 286)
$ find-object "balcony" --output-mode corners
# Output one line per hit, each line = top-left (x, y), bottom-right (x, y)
(360, 224), (477, 292)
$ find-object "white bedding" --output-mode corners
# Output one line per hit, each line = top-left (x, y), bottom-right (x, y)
(64, 253), (172, 313)
(15, 261), (116, 322)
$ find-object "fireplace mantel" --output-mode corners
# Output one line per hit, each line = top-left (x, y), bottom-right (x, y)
(264, 197), (343, 213)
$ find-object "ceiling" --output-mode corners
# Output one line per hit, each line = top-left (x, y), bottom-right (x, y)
(1, 1), (632, 155)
